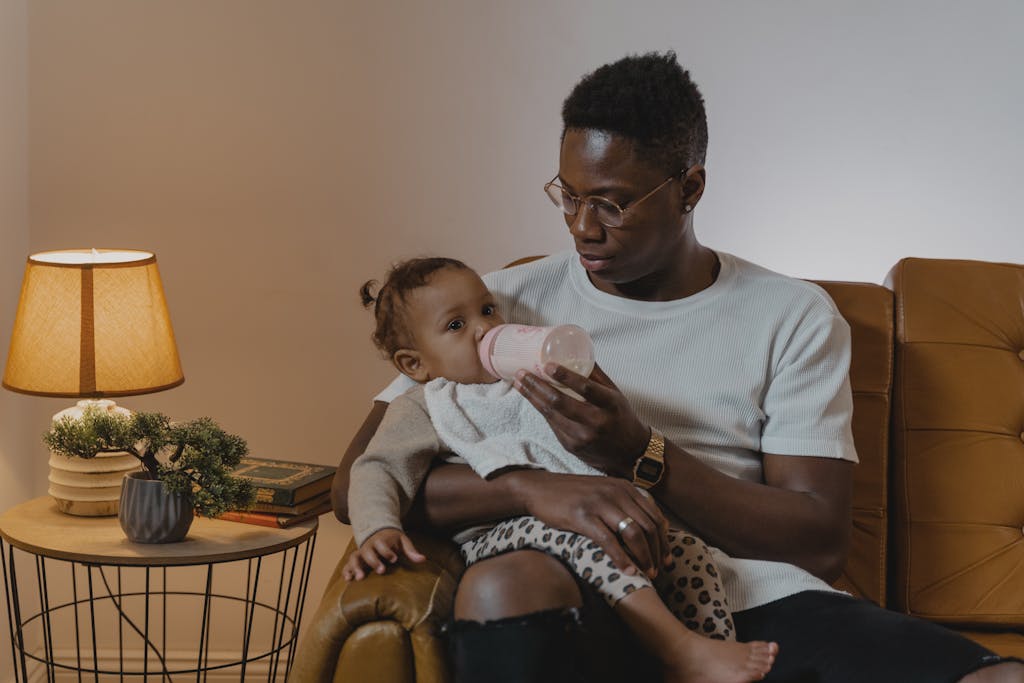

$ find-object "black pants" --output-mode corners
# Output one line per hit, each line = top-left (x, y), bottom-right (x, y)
(447, 588), (1008, 683)
(734, 591), (1008, 683)
(447, 574), (659, 683)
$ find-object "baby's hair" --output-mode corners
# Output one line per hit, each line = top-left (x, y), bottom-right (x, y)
(360, 256), (471, 357)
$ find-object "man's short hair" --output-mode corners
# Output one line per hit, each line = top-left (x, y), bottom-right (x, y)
(562, 51), (709, 173)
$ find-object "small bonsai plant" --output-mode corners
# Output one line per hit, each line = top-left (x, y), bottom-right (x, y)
(44, 406), (256, 517)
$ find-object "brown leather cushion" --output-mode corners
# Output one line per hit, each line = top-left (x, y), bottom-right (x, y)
(815, 281), (894, 607)
(887, 257), (1024, 627)
(336, 622), (415, 683)
(289, 532), (463, 683)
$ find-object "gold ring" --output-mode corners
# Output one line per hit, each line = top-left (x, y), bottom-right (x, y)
(617, 517), (635, 533)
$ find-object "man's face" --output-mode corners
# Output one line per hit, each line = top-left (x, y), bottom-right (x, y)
(557, 128), (696, 295)
(399, 267), (505, 385)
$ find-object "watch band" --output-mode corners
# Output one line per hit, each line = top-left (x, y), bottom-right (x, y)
(632, 428), (665, 489)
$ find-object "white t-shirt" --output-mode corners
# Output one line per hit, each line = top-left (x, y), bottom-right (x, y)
(375, 250), (858, 611)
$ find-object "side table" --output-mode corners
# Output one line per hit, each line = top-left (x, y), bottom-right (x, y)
(0, 497), (318, 682)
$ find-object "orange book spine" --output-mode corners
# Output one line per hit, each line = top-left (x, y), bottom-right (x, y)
(216, 510), (286, 528)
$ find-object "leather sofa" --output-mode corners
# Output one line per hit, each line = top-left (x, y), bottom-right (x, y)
(290, 256), (1024, 682)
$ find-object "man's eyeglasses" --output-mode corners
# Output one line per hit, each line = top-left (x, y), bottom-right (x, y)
(543, 172), (680, 229)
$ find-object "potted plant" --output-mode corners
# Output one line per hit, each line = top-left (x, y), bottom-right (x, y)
(44, 406), (256, 543)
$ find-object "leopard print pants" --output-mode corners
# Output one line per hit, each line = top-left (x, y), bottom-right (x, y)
(459, 515), (734, 640)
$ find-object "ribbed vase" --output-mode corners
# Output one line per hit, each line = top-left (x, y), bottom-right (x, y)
(118, 472), (194, 543)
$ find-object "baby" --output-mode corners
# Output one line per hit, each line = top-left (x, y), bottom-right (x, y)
(344, 256), (777, 683)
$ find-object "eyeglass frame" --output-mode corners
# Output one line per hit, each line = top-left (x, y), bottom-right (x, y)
(543, 170), (684, 229)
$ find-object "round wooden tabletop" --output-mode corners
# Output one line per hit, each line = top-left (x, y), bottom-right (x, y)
(0, 496), (317, 566)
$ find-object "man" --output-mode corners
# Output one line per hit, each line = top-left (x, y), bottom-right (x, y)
(334, 52), (1022, 682)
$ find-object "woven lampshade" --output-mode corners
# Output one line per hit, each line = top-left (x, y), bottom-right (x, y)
(3, 249), (184, 398)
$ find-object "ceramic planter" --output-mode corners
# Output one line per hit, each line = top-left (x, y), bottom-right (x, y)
(118, 471), (193, 543)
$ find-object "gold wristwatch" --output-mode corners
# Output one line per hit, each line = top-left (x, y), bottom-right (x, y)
(632, 428), (665, 489)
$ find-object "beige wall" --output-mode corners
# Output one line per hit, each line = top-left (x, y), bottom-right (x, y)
(0, 0), (32, 498)
(1, 4), (31, 682)
(4, 0), (1023, 676)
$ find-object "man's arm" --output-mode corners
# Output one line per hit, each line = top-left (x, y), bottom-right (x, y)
(656, 445), (852, 581)
(514, 362), (853, 583)
(332, 401), (528, 529)
(333, 401), (670, 574)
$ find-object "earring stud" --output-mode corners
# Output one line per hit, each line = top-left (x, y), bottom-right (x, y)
(684, 204), (693, 213)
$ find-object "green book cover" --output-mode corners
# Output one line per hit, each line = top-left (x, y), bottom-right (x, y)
(231, 457), (336, 506)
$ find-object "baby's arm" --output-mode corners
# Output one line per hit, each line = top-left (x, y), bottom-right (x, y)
(346, 391), (444, 579)
(342, 528), (426, 581)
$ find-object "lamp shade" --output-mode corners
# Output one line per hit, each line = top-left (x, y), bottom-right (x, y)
(3, 249), (184, 397)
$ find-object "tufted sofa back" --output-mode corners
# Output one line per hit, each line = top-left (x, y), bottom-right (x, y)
(887, 258), (1024, 630)
(815, 281), (894, 607)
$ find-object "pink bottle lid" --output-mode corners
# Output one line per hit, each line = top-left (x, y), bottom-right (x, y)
(478, 326), (503, 379)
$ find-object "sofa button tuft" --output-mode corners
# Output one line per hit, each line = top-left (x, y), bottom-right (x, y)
(1019, 349), (1024, 361)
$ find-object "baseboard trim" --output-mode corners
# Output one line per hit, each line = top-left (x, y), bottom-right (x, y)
(7, 647), (280, 682)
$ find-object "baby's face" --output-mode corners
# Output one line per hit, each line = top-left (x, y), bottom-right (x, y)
(402, 267), (505, 384)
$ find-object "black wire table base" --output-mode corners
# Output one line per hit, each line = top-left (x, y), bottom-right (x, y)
(2, 531), (317, 682)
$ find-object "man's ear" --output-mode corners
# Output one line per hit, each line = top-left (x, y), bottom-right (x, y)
(679, 164), (706, 212)
(393, 349), (430, 383)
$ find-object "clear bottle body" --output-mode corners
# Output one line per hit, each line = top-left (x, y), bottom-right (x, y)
(479, 324), (595, 382)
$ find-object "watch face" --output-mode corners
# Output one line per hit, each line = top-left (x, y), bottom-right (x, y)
(637, 458), (664, 483)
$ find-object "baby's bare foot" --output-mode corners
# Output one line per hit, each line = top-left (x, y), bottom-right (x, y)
(663, 638), (778, 683)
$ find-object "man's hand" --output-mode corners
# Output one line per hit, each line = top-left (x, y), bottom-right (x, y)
(514, 362), (651, 479)
(503, 468), (670, 578)
(342, 528), (427, 581)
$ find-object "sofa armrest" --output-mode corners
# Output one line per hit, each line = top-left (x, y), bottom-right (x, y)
(289, 531), (466, 683)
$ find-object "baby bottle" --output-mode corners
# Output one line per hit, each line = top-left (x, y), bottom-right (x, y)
(478, 324), (595, 382)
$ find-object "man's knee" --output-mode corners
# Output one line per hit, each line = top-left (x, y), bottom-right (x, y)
(959, 662), (1024, 683)
(453, 550), (582, 621)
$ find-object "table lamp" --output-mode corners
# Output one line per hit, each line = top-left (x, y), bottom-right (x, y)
(2, 249), (184, 516)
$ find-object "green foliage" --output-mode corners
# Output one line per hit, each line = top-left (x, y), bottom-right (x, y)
(44, 409), (136, 460)
(44, 406), (255, 518)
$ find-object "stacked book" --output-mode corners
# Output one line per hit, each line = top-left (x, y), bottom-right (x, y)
(218, 457), (336, 528)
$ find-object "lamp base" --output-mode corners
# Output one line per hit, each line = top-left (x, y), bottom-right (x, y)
(52, 498), (120, 517)
(47, 399), (141, 517)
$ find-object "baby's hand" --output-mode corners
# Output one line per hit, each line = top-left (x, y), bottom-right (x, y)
(341, 528), (427, 581)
